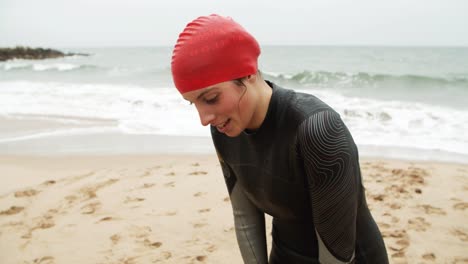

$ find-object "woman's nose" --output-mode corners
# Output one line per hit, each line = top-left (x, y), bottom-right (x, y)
(197, 107), (215, 126)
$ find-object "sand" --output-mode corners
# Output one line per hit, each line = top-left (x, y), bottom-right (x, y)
(0, 154), (467, 264)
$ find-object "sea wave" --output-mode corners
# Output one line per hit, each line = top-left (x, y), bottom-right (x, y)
(263, 70), (468, 89)
(1, 62), (98, 72)
(0, 81), (467, 157)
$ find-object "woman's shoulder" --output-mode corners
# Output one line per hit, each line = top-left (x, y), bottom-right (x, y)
(270, 82), (336, 121)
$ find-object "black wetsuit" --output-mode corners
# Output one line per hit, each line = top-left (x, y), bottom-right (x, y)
(211, 81), (389, 264)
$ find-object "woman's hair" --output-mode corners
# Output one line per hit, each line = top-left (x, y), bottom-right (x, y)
(232, 70), (263, 114)
(232, 70), (262, 87)
(233, 77), (247, 87)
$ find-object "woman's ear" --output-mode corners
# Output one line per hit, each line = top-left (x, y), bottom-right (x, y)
(246, 73), (257, 83)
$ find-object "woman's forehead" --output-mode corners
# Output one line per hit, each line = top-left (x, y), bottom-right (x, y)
(182, 81), (231, 100)
(182, 86), (216, 101)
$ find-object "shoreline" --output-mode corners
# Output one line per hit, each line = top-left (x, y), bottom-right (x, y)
(1, 130), (467, 165)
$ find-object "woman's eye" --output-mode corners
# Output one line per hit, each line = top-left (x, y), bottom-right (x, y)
(204, 95), (218, 104)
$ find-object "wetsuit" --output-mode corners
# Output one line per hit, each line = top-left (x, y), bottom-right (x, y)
(211, 81), (389, 264)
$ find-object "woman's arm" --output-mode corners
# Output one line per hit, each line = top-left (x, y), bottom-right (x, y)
(217, 154), (268, 264)
(297, 110), (359, 264)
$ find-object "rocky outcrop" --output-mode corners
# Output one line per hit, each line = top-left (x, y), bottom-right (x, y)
(0, 46), (89, 61)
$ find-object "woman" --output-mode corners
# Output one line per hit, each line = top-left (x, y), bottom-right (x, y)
(171, 14), (389, 264)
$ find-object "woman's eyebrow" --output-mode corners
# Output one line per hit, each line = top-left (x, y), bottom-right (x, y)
(197, 88), (217, 100)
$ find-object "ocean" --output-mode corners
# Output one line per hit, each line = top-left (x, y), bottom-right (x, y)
(1, 46), (467, 161)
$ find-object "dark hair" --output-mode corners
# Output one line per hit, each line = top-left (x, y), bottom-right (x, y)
(232, 77), (247, 87)
(232, 70), (262, 87)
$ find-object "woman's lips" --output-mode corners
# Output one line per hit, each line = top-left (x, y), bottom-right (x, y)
(216, 119), (231, 133)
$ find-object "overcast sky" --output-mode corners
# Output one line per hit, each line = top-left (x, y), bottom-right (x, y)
(1, 0), (467, 47)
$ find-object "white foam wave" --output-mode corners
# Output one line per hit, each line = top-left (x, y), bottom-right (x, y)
(0, 81), (467, 156)
(1, 62), (82, 72)
(0, 81), (206, 136)
(297, 88), (468, 156)
(33, 63), (80, 71)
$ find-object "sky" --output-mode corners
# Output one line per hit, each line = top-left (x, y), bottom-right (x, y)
(1, 0), (467, 47)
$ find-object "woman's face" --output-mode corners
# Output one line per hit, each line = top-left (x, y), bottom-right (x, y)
(182, 80), (256, 137)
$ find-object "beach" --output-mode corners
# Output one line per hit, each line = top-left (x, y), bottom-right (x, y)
(1, 46), (468, 263)
(1, 150), (467, 264)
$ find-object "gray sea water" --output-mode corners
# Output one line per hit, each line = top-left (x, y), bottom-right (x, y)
(1, 46), (467, 160)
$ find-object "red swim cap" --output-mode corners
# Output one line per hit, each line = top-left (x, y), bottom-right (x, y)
(171, 14), (260, 94)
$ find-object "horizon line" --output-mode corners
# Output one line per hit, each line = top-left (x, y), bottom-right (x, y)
(2, 44), (468, 49)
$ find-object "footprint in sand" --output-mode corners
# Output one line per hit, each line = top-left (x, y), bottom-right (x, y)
(41, 180), (56, 186)
(407, 170), (427, 184)
(98, 216), (114, 222)
(385, 185), (412, 199)
(117, 256), (137, 264)
(156, 211), (177, 216)
(223, 196), (230, 202)
(164, 181), (175, 187)
(36, 212), (56, 230)
(193, 222), (207, 228)
(184, 255), (207, 263)
(0, 206), (25, 215)
(164, 211), (177, 216)
(193, 192), (207, 197)
(195, 255), (207, 262)
(124, 197), (145, 203)
(451, 228), (468, 242)
(389, 239), (410, 252)
(381, 229), (407, 239)
(64, 195), (79, 206)
(418, 204), (447, 215)
(165, 172), (176, 176)
(129, 226), (164, 250)
(161, 251), (172, 259)
(144, 239), (163, 248)
(128, 225), (155, 247)
(14, 189), (39, 198)
(371, 194), (385, 202)
(189, 171), (208, 176)
(110, 234), (121, 245)
(81, 202), (101, 214)
(386, 203), (402, 210)
(23, 213), (56, 239)
(33, 256), (54, 264)
(391, 251), (405, 259)
(140, 170), (152, 177)
(407, 217), (431, 232)
(198, 208), (211, 213)
(422, 253), (436, 261)
(140, 183), (156, 189)
(377, 222), (391, 229)
(192, 163), (200, 167)
(391, 168), (404, 175)
(205, 244), (217, 253)
(152, 251), (173, 262)
(453, 202), (468, 211)
(79, 178), (119, 200)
